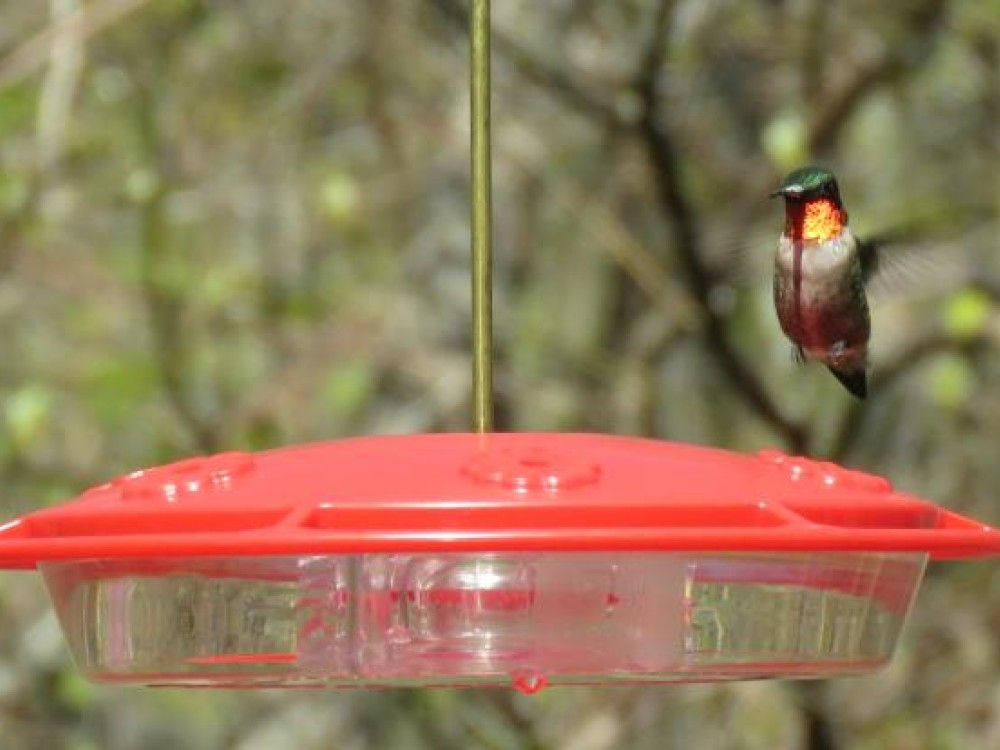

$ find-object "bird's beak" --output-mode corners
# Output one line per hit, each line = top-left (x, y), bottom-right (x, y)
(770, 185), (802, 200)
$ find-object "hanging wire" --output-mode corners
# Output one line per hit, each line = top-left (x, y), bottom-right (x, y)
(470, 0), (493, 433)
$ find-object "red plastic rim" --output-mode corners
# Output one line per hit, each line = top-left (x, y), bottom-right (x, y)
(0, 432), (997, 567)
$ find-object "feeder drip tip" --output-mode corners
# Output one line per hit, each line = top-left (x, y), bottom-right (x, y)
(471, 0), (493, 433)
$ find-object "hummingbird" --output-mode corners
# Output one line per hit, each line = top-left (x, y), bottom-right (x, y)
(771, 166), (874, 399)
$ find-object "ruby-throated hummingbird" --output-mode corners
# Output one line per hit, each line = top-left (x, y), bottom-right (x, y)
(771, 166), (874, 399)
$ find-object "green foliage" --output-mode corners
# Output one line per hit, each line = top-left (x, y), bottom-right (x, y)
(0, 84), (36, 132)
(762, 112), (809, 170)
(84, 357), (160, 426)
(320, 172), (362, 227)
(4, 384), (53, 453)
(943, 289), (991, 339)
(925, 353), (975, 410)
(320, 360), (376, 419)
(55, 670), (96, 713)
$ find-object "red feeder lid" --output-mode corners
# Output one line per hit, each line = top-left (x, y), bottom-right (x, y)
(0, 432), (997, 568)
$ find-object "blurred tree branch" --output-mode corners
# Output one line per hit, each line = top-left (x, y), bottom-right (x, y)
(427, 0), (621, 128)
(0, 0), (151, 92)
(806, 0), (947, 155)
(36, 0), (85, 175)
(132, 74), (221, 455)
(432, 0), (809, 449)
(633, 0), (807, 451)
(829, 331), (991, 463)
(429, 0), (696, 322)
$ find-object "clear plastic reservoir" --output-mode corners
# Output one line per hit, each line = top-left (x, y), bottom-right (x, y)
(41, 551), (926, 688)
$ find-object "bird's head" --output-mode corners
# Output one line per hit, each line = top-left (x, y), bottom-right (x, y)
(771, 166), (843, 205)
(772, 166), (847, 242)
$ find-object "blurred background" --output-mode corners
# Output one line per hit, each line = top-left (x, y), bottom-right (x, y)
(0, 1), (998, 748)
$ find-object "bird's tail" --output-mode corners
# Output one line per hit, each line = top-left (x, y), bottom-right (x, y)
(828, 366), (867, 399)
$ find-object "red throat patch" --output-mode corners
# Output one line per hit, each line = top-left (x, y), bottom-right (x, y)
(785, 198), (846, 243)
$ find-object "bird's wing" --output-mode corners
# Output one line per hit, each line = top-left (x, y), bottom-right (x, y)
(858, 228), (978, 302)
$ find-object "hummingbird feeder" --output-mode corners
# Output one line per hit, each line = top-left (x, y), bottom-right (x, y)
(0, 2), (997, 691)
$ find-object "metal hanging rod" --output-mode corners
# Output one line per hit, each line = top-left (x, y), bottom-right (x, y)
(470, 0), (493, 433)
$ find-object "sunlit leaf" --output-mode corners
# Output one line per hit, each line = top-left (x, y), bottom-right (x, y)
(320, 360), (375, 417)
(56, 669), (96, 712)
(762, 112), (808, 171)
(4, 385), (53, 451)
(943, 289), (991, 339)
(320, 172), (361, 226)
(925, 354), (974, 410)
